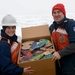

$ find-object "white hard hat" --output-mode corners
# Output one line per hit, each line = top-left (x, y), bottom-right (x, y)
(1, 14), (17, 26)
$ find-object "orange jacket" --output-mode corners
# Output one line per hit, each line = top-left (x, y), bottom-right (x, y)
(52, 27), (70, 51)
(0, 37), (20, 64)
(11, 42), (20, 64)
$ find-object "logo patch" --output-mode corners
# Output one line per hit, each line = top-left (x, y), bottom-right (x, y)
(59, 33), (65, 42)
(73, 27), (75, 31)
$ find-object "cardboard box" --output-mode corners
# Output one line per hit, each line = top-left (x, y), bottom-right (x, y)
(17, 25), (56, 75)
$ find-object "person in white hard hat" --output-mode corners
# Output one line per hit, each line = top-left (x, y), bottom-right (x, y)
(0, 15), (34, 75)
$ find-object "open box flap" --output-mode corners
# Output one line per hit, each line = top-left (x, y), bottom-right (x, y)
(21, 25), (51, 42)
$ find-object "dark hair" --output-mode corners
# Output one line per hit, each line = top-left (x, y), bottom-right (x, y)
(2, 26), (16, 31)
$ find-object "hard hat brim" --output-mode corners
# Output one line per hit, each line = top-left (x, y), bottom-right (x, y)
(1, 23), (17, 26)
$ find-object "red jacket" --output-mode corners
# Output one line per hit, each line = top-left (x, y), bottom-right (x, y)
(52, 27), (70, 51)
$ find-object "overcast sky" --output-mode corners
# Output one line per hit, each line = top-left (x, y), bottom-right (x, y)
(0, 0), (75, 16)
(0, 0), (75, 36)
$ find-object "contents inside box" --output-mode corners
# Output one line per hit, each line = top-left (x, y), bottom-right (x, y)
(19, 39), (54, 63)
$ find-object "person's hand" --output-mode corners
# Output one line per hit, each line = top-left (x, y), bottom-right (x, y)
(52, 52), (61, 61)
(23, 66), (34, 74)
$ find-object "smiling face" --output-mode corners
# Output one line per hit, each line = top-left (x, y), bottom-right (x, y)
(5, 26), (16, 37)
(52, 10), (65, 24)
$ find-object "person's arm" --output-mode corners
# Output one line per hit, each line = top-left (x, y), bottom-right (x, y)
(58, 43), (75, 57)
(0, 42), (23, 75)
